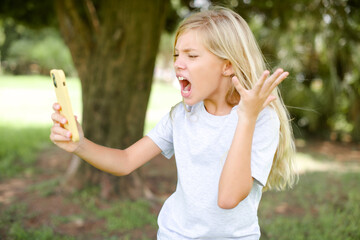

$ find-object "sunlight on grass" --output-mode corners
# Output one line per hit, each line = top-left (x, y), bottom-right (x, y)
(0, 75), (180, 131)
(145, 80), (181, 133)
(0, 75), (82, 127)
(296, 152), (360, 174)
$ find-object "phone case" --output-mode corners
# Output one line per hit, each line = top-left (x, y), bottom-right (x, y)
(50, 69), (80, 142)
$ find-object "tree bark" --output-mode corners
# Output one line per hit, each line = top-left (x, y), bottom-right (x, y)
(54, 0), (169, 199)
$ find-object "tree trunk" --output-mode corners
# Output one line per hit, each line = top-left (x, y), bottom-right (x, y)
(54, 0), (169, 199)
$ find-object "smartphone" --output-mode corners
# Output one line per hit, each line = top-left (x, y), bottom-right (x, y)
(50, 69), (79, 142)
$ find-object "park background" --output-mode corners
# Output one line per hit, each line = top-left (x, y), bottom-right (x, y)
(0, 0), (359, 239)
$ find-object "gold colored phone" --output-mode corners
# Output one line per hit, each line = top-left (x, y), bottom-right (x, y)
(50, 69), (79, 142)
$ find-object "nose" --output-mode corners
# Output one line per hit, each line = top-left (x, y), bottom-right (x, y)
(174, 57), (185, 70)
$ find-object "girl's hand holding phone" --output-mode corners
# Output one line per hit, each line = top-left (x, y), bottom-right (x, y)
(50, 103), (84, 153)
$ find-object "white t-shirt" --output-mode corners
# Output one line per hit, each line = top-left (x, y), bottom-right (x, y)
(147, 101), (280, 240)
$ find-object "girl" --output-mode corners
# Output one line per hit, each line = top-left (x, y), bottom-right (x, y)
(50, 6), (297, 240)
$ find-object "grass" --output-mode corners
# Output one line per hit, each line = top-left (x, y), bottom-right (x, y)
(0, 193), (157, 240)
(0, 125), (51, 179)
(1, 75), (359, 239)
(1, 202), (75, 240)
(68, 186), (157, 236)
(259, 172), (360, 240)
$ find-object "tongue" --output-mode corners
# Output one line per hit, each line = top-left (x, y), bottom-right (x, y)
(184, 82), (191, 91)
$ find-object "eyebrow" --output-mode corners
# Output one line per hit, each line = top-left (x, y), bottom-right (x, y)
(174, 48), (197, 52)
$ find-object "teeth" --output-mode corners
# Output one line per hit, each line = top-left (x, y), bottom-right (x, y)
(178, 76), (184, 80)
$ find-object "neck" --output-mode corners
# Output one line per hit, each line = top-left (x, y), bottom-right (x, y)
(204, 99), (233, 116)
(203, 75), (235, 116)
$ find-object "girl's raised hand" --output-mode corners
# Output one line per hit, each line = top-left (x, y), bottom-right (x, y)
(50, 103), (84, 153)
(232, 68), (288, 120)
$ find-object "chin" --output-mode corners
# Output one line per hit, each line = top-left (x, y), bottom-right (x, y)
(183, 98), (199, 107)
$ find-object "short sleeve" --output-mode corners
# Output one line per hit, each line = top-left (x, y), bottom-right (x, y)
(146, 112), (174, 159)
(251, 107), (280, 186)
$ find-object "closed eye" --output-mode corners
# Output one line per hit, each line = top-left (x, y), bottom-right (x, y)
(173, 54), (198, 59)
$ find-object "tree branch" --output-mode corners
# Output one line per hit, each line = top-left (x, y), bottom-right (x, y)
(83, 0), (100, 34)
(55, 0), (91, 48)
(54, 0), (92, 72)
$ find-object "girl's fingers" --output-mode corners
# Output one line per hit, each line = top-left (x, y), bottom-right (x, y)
(51, 125), (72, 138)
(255, 70), (270, 91)
(262, 95), (277, 108)
(262, 69), (283, 91)
(50, 103), (77, 143)
(232, 76), (246, 95)
(50, 133), (72, 142)
(51, 112), (67, 125)
(53, 103), (61, 112)
(269, 71), (288, 91)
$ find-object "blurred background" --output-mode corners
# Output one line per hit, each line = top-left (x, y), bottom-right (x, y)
(0, 0), (359, 239)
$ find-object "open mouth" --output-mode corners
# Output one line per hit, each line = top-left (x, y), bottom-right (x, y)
(178, 76), (192, 98)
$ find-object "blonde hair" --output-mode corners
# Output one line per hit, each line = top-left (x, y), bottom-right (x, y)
(174, 7), (298, 191)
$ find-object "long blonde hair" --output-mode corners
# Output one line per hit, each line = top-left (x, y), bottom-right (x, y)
(174, 7), (297, 191)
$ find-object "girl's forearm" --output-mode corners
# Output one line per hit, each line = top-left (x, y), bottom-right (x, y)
(218, 116), (256, 209)
(74, 138), (130, 176)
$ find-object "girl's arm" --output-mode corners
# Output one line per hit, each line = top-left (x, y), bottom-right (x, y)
(72, 136), (161, 176)
(50, 103), (161, 176)
(218, 69), (288, 209)
(217, 115), (256, 209)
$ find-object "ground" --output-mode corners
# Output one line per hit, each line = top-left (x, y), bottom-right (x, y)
(0, 140), (359, 239)
(0, 147), (177, 239)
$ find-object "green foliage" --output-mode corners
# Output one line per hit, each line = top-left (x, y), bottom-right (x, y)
(158, 0), (360, 141)
(6, 28), (75, 75)
(227, 0), (360, 140)
(0, 0), (55, 28)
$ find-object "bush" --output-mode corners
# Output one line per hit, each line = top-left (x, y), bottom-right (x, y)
(6, 28), (75, 76)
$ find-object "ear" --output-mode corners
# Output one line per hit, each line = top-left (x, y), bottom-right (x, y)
(222, 60), (234, 77)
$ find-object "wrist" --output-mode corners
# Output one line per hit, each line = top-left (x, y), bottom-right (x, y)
(73, 138), (87, 155)
(237, 113), (257, 125)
